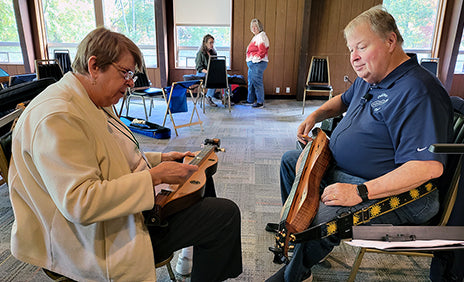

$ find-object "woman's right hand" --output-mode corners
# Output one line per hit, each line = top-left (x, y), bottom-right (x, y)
(149, 161), (199, 186)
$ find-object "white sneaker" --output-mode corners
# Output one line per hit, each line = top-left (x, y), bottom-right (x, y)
(175, 256), (192, 275)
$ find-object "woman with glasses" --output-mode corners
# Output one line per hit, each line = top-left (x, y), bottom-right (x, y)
(8, 27), (242, 282)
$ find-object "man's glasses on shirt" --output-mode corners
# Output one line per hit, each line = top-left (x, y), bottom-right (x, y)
(111, 62), (138, 83)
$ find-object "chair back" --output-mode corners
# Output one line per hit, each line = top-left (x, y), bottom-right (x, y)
(432, 97), (464, 226)
(54, 49), (72, 74)
(35, 59), (63, 81)
(205, 56), (228, 89)
(420, 58), (439, 77)
(133, 68), (152, 90)
(0, 78), (56, 114)
(9, 73), (37, 87)
(307, 56), (330, 86)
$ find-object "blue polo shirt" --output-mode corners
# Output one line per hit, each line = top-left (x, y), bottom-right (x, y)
(329, 58), (453, 180)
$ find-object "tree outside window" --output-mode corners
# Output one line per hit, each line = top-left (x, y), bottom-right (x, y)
(42, 0), (96, 61)
(0, 0), (24, 64)
(383, 0), (439, 62)
(103, 0), (157, 68)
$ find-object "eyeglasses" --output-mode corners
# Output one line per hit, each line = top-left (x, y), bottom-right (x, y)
(111, 62), (138, 83)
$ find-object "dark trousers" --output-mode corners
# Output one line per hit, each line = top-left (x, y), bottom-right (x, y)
(148, 177), (242, 282)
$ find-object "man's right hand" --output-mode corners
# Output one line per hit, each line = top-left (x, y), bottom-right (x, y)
(297, 116), (316, 145)
(149, 161), (199, 186)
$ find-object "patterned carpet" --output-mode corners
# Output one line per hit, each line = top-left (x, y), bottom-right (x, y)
(0, 96), (432, 281)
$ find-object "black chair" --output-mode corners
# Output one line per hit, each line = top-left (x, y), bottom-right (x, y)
(347, 98), (464, 281)
(420, 57), (439, 77)
(8, 73), (37, 87)
(302, 56), (333, 114)
(54, 49), (73, 74)
(35, 59), (63, 81)
(0, 78), (56, 116)
(201, 55), (231, 113)
(122, 68), (163, 120)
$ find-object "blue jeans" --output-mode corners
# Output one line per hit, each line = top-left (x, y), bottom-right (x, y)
(279, 150), (440, 281)
(247, 61), (267, 104)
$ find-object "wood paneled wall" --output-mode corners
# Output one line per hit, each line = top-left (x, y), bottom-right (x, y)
(0, 64), (27, 76)
(231, 0), (305, 96)
(303, 0), (382, 98)
(5, 0), (464, 98)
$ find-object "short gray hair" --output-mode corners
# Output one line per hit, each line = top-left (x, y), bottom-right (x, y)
(250, 19), (264, 32)
(344, 5), (404, 45)
(72, 27), (143, 75)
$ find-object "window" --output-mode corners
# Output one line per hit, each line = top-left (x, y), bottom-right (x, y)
(455, 33), (464, 73)
(0, 0), (24, 64)
(384, 0), (440, 62)
(42, 0), (96, 62)
(174, 0), (231, 68)
(42, 0), (157, 67)
(103, 0), (157, 67)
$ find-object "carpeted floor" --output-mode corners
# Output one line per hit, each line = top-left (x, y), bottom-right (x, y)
(0, 96), (432, 281)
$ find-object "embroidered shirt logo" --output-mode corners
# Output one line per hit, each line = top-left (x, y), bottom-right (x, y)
(416, 147), (428, 152)
(371, 93), (388, 111)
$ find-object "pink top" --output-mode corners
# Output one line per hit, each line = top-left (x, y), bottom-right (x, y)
(246, 31), (269, 63)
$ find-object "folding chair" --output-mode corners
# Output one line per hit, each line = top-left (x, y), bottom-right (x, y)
(302, 56), (333, 114)
(54, 49), (73, 74)
(162, 80), (203, 136)
(35, 59), (63, 81)
(122, 68), (163, 119)
(420, 57), (439, 77)
(201, 55), (231, 113)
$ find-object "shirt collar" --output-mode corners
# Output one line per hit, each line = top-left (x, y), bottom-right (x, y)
(370, 57), (418, 89)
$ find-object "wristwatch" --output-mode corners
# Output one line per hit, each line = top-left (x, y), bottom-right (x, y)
(356, 184), (369, 202)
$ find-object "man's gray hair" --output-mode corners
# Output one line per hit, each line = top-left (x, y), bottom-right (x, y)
(344, 5), (404, 45)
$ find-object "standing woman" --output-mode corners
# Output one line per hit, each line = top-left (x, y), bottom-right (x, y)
(245, 18), (269, 108)
(195, 34), (218, 107)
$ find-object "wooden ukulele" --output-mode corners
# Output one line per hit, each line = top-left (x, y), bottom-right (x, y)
(143, 138), (222, 227)
(269, 128), (332, 263)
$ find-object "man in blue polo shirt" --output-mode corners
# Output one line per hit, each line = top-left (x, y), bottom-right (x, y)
(266, 5), (453, 282)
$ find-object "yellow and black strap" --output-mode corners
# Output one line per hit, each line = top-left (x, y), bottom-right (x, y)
(292, 182), (437, 243)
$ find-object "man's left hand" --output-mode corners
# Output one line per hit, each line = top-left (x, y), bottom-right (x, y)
(321, 183), (362, 206)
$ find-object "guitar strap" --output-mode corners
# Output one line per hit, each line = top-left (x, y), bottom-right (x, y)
(291, 181), (437, 243)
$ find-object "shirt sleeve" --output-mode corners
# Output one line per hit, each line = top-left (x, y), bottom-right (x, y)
(384, 86), (451, 166)
(30, 112), (154, 225)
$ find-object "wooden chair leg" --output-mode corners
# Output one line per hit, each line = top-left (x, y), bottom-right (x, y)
(348, 247), (367, 282)
(165, 260), (176, 281)
(155, 253), (176, 281)
(302, 90), (307, 115)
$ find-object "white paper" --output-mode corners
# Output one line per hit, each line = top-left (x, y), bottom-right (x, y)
(346, 239), (464, 250)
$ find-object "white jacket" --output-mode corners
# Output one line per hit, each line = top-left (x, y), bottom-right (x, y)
(9, 73), (161, 281)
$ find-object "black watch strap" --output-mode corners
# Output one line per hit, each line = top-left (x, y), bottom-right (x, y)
(357, 184), (369, 202)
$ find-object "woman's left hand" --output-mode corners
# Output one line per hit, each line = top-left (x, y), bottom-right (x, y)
(161, 151), (195, 162)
